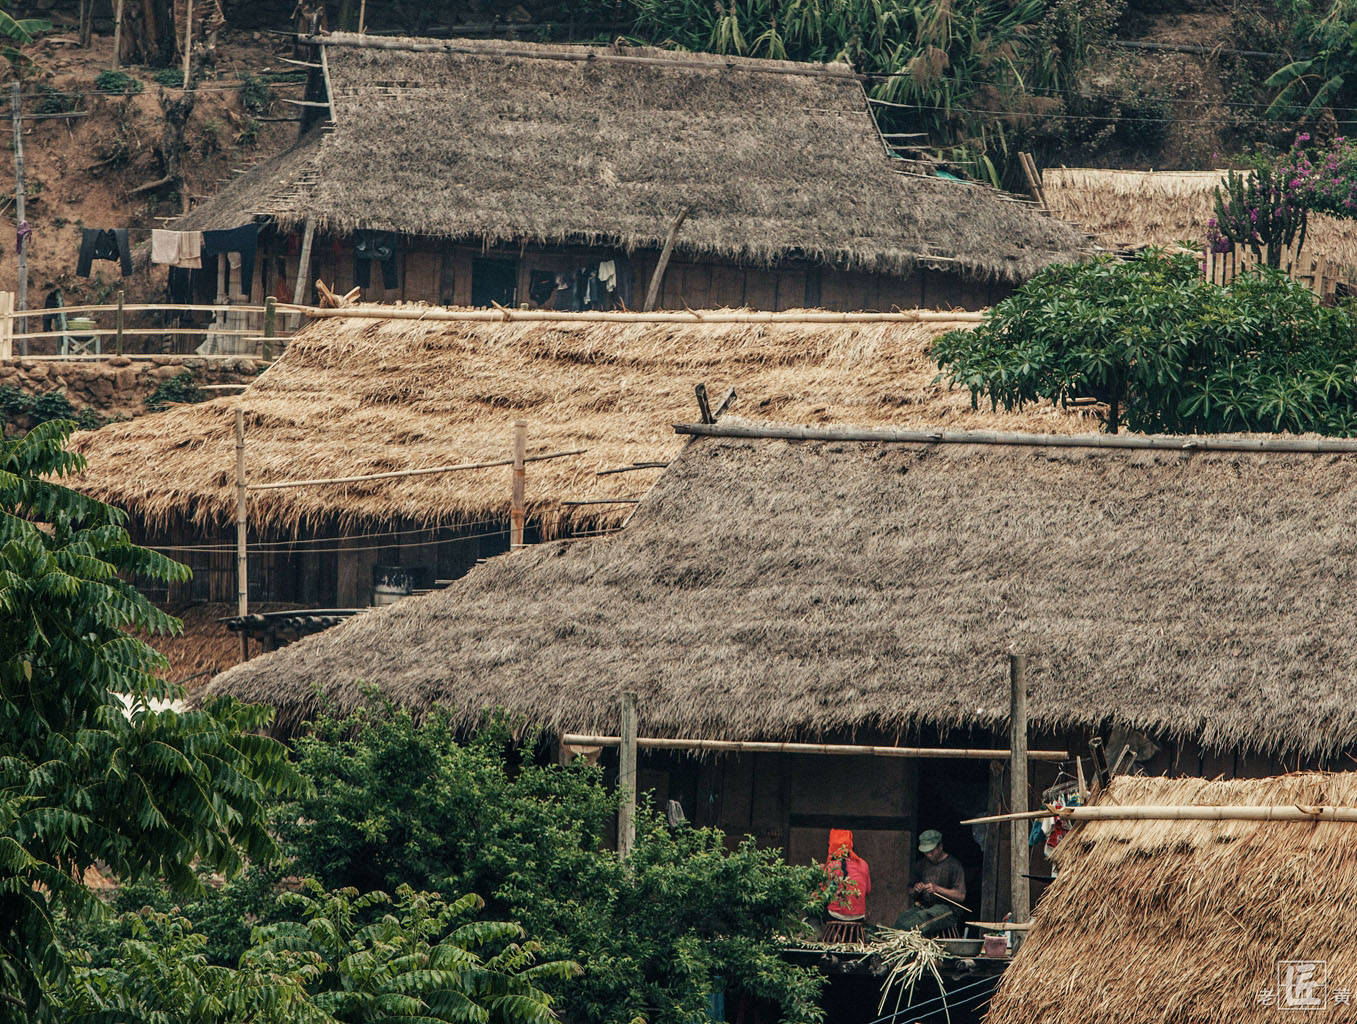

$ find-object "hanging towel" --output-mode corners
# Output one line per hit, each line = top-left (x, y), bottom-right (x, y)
(151, 229), (203, 269)
(76, 228), (132, 277)
(598, 259), (617, 291)
(16, 220), (31, 255)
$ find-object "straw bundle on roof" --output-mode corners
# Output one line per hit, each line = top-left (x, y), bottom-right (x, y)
(989, 772), (1357, 1024)
(200, 434), (1357, 754)
(69, 308), (1093, 534)
(1045, 166), (1357, 264)
(174, 34), (1087, 282)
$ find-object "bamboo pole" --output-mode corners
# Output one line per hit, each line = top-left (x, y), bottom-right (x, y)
(262, 296), (277, 361)
(280, 305), (986, 325)
(510, 420), (526, 551)
(643, 206), (689, 313)
(290, 217), (315, 331)
(6, 303), (272, 317)
(1009, 654), (1029, 923)
(12, 83), (27, 356)
(234, 407), (249, 663)
(617, 692), (638, 859)
(964, 804), (1357, 826)
(183, 0), (193, 89)
(113, 0), (125, 65)
(559, 735), (1069, 760)
(0, 292), (12, 359)
(674, 421), (1357, 455)
(248, 447), (586, 491)
(115, 290), (124, 356)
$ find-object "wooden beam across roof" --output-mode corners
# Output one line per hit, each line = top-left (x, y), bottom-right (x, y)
(561, 734), (1070, 761)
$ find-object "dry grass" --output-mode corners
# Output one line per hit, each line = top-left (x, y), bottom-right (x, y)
(200, 434), (1357, 753)
(175, 34), (1088, 282)
(1045, 167), (1357, 265)
(989, 773), (1357, 1024)
(70, 308), (1097, 535)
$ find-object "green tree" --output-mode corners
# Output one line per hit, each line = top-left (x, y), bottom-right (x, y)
(0, 420), (306, 1022)
(281, 706), (826, 1024)
(932, 250), (1357, 435)
(58, 887), (573, 1024)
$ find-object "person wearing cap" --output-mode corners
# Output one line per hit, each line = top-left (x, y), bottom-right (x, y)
(893, 829), (966, 934)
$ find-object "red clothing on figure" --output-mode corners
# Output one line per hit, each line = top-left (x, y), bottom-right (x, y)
(825, 828), (871, 921)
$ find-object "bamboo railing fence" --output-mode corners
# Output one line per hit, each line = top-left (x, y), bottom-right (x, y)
(1204, 241), (1357, 302)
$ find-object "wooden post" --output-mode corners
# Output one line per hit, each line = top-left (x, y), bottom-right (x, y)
(262, 296), (277, 360)
(290, 217), (315, 330)
(618, 691), (638, 859)
(12, 83), (27, 357)
(358, 0), (367, 32)
(115, 290), (125, 355)
(1009, 653), (1029, 923)
(182, 0), (193, 89)
(1089, 736), (1111, 789)
(642, 206), (689, 312)
(510, 419), (526, 550)
(980, 758), (1003, 922)
(113, 0), (125, 65)
(234, 407), (249, 663)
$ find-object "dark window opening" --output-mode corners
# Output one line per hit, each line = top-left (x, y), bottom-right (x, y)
(471, 259), (517, 308)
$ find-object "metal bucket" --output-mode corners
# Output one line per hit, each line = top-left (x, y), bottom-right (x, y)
(372, 565), (414, 606)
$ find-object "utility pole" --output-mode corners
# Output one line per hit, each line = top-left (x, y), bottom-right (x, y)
(11, 82), (27, 356)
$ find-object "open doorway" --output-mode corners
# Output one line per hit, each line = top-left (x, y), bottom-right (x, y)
(471, 259), (517, 307)
(914, 759), (992, 926)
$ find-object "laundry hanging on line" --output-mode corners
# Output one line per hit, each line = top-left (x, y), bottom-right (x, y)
(201, 224), (259, 297)
(16, 221), (31, 256)
(76, 228), (132, 277)
(150, 228), (203, 269)
(353, 230), (399, 290)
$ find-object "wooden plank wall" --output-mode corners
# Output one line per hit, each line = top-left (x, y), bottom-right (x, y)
(276, 234), (1005, 312)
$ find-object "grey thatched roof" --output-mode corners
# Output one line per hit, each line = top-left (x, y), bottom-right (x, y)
(173, 34), (1087, 281)
(200, 431), (1357, 756)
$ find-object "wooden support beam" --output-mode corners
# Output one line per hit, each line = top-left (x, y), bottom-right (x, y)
(1009, 654), (1029, 923)
(510, 420), (526, 551)
(965, 804), (1357, 825)
(234, 407), (249, 663)
(643, 206), (689, 312)
(290, 216), (315, 330)
(618, 692), (638, 859)
(559, 735), (1069, 760)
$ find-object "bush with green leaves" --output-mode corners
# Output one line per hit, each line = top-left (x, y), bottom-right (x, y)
(146, 370), (204, 411)
(0, 420), (307, 1021)
(280, 705), (826, 1024)
(93, 69), (143, 96)
(238, 73), (273, 114)
(58, 886), (573, 1024)
(933, 249), (1357, 435)
(152, 67), (183, 87)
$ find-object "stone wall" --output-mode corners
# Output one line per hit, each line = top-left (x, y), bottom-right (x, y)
(0, 356), (261, 433)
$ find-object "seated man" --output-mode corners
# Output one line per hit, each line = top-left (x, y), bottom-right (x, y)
(893, 829), (966, 935)
(824, 828), (871, 921)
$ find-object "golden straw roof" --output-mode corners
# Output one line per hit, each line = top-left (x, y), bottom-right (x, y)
(69, 308), (1095, 534)
(1045, 166), (1357, 265)
(200, 433), (1357, 753)
(990, 773), (1357, 1024)
(172, 33), (1087, 282)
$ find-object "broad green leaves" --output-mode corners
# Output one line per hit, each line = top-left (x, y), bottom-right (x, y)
(932, 250), (1357, 435)
(0, 421), (306, 1022)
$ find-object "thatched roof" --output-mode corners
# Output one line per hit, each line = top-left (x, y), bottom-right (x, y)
(1045, 166), (1357, 264)
(200, 432), (1357, 755)
(989, 773), (1357, 1024)
(173, 34), (1087, 281)
(69, 309), (1093, 534)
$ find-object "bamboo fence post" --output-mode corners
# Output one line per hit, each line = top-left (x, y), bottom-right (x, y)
(234, 408), (249, 663)
(618, 691), (638, 859)
(115, 290), (124, 355)
(0, 292), (12, 359)
(643, 207), (689, 312)
(510, 420), (526, 550)
(1009, 653), (1029, 923)
(262, 296), (276, 360)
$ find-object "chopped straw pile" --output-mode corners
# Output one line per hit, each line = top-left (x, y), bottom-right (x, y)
(988, 773), (1357, 1024)
(71, 308), (1095, 536)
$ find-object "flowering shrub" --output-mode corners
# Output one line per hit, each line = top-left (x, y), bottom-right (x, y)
(1278, 133), (1357, 218)
(1211, 165), (1307, 267)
